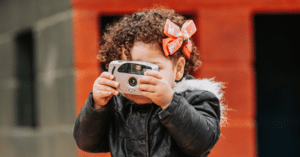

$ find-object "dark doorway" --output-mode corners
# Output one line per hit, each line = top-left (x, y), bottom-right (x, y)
(254, 14), (300, 156)
(15, 29), (37, 127)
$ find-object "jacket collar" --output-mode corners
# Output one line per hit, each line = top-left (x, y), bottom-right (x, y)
(173, 75), (228, 126)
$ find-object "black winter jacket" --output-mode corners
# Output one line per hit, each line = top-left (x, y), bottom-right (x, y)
(73, 76), (221, 157)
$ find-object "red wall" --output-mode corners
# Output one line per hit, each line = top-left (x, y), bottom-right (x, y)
(71, 0), (300, 156)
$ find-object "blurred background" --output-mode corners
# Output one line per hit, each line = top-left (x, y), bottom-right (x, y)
(0, 0), (75, 157)
(0, 0), (299, 157)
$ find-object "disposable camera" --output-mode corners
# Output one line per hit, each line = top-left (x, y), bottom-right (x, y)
(108, 60), (159, 95)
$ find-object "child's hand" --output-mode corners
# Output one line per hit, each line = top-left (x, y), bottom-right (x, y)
(138, 71), (174, 110)
(93, 72), (119, 110)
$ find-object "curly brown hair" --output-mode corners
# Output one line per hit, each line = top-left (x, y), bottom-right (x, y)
(98, 7), (202, 76)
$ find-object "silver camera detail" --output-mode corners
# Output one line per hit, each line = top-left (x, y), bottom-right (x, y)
(108, 60), (159, 95)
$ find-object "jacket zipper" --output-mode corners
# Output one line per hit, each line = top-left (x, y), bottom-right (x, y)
(145, 106), (154, 157)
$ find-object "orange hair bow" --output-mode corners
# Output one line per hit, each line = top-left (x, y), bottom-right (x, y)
(162, 19), (197, 59)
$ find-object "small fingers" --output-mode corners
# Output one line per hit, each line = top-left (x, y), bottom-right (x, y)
(96, 77), (119, 88)
(97, 91), (113, 97)
(100, 72), (115, 80)
(96, 85), (119, 96)
(140, 91), (155, 98)
(144, 71), (163, 79)
(139, 76), (158, 85)
(138, 84), (156, 93)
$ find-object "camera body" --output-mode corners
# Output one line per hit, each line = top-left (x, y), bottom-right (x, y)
(108, 60), (159, 95)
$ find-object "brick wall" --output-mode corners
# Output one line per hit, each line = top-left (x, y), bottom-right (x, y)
(71, 0), (300, 157)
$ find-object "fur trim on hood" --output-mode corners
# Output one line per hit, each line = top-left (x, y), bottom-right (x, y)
(173, 76), (228, 127)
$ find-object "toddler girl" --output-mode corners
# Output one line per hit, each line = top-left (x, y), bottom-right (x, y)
(74, 7), (225, 157)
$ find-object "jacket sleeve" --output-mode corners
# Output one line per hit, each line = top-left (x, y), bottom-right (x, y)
(158, 90), (221, 156)
(73, 92), (114, 153)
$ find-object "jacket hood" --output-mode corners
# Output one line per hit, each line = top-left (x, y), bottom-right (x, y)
(173, 76), (228, 127)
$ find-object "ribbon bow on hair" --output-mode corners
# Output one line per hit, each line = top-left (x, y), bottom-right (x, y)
(162, 19), (197, 59)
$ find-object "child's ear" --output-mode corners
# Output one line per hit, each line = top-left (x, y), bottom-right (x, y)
(175, 57), (185, 81)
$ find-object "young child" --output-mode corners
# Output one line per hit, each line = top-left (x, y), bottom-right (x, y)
(73, 7), (226, 157)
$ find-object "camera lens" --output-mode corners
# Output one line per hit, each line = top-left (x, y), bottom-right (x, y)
(128, 77), (137, 86)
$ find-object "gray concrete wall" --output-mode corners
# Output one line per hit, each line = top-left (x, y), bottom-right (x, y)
(0, 0), (76, 156)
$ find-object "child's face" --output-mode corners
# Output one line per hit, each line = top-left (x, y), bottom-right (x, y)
(121, 41), (180, 105)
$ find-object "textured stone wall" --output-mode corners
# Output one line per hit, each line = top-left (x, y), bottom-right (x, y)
(0, 0), (76, 156)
